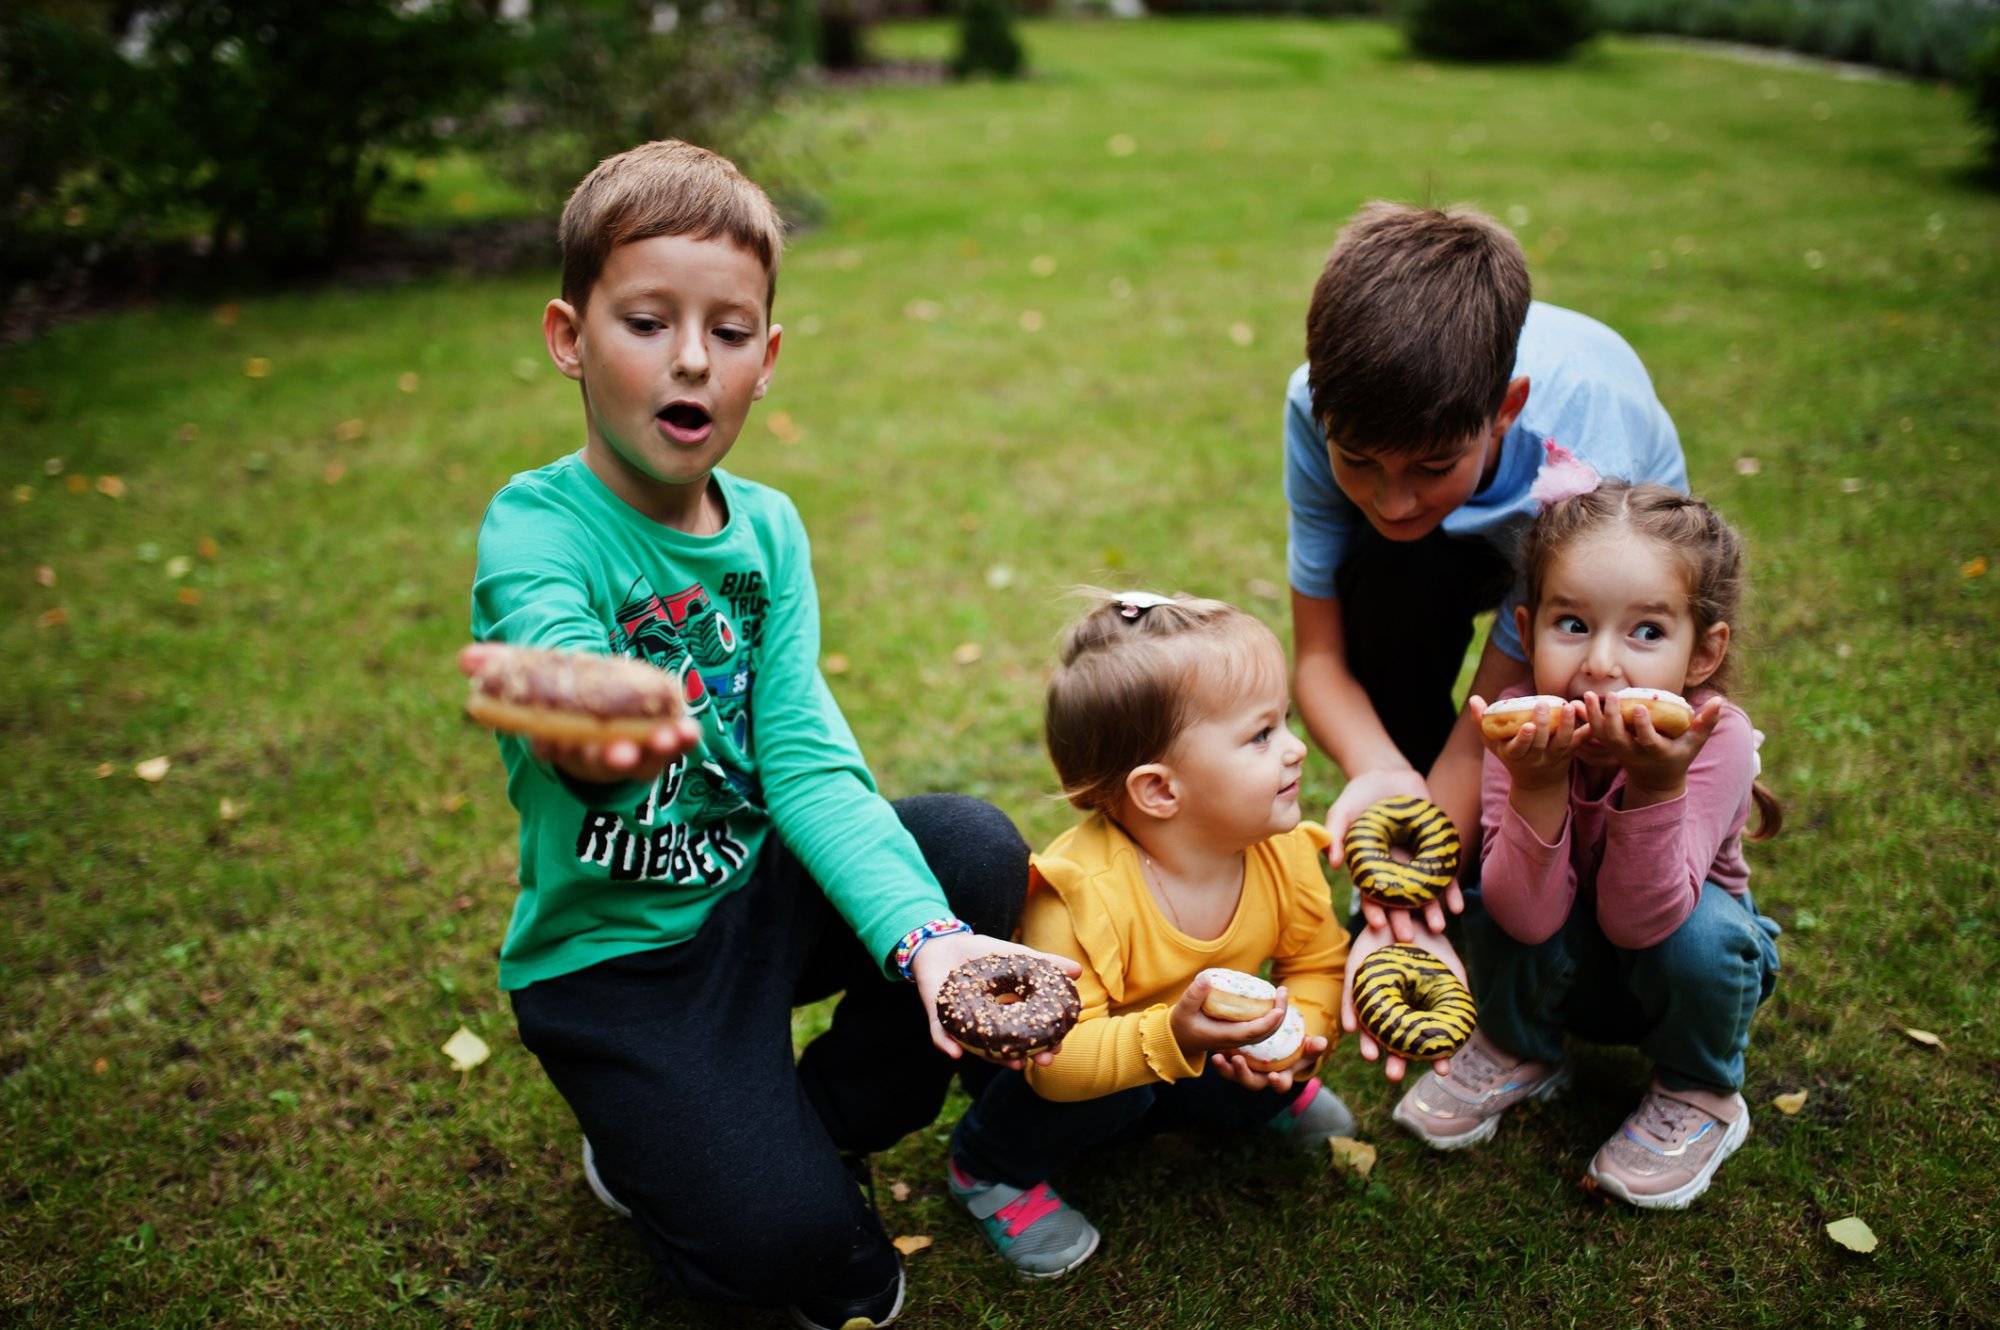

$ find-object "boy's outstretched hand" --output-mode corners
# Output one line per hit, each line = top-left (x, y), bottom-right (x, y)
(457, 644), (704, 784)
(1339, 920), (1468, 1084)
(909, 932), (1085, 1070)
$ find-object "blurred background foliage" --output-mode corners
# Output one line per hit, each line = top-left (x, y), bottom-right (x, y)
(3, 0), (1996, 320)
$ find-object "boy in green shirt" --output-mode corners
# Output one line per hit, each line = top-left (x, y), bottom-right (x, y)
(463, 139), (1073, 1328)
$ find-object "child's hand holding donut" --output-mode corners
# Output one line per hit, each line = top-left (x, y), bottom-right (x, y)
(1471, 694), (1589, 788)
(1170, 973), (1292, 1066)
(911, 932), (1083, 1069)
(1580, 689), (1725, 807)
(1339, 920), (1468, 1083)
(458, 644), (704, 784)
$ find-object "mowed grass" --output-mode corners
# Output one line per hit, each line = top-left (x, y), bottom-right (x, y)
(4, 18), (1998, 1327)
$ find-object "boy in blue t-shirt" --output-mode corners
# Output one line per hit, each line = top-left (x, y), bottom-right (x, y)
(1283, 203), (1686, 1078)
(464, 139), (1075, 1328)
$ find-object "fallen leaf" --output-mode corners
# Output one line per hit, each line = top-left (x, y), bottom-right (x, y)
(1772, 1089), (1808, 1115)
(1328, 1135), (1377, 1179)
(244, 356), (271, 378)
(134, 756), (171, 782)
(218, 797), (245, 822)
(952, 642), (984, 666)
(37, 607), (67, 629)
(398, 371), (421, 394)
(823, 653), (850, 676)
(1900, 1027), (1944, 1050)
(440, 792), (468, 814)
(1825, 1216), (1877, 1253)
(199, 988), (223, 1005)
(1839, 477), (1862, 494)
(1019, 310), (1045, 333)
(323, 460), (347, 485)
(165, 555), (193, 579)
(198, 536), (220, 560)
(985, 564), (1015, 590)
(442, 1026), (490, 1072)
(1228, 322), (1255, 347)
(92, 1056), (109, 1075)
(767, 411), (802, 444)
(35, 565), (55, 587)
(1734, 456), (1761, 476)
(95, 762), (116, 779)
(890, 1235), (932, 1257)
(334, 418), (366, 442)
(1029, 254), (1057, 277)
(176, 422), (200, 443)
(66, 474), (89, 494)
(889, 1181), (912, 1203)
(95, 475), (127, 499)
(1962, 556), (1988, 579)
(176, 587), (201, 606)
(44, 457), (65, 476)
(450, 893), (474, 913)
(12, 485), (31, 504)
(214, 302), (241, 326)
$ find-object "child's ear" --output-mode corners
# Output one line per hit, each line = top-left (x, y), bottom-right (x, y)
(1492, 375), (1531, 439)
(752, 324), (782, 401)
(1685, 620), (1731, 689)
(1513, 603), (1533, 656)
(544, 299), (584, 382)
(1125, 763), (1179, 821)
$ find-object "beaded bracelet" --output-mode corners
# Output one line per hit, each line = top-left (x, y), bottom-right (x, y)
(892, 917), (973, 981)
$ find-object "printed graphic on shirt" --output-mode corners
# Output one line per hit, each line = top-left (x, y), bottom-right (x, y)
(566, 573), (772, 887)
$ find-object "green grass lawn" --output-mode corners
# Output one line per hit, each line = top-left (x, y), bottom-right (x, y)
(4, 18), (1997, 1327)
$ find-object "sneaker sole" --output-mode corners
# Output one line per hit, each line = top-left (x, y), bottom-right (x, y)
(580, 1138), (633, 1219)
(1587, 1108), (1751, 1211)
(1392, 1063), (1571, 1152)
(788, 1264), (906, 1330)
(1015, 1225), (1102, 1281)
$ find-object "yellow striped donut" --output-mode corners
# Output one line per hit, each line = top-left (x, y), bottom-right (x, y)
(1342, 796), (1461, 908)
(1352, 943), (1477, 1061)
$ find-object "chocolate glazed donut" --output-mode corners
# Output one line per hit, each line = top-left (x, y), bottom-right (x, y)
(936, 955), (1082, 1058)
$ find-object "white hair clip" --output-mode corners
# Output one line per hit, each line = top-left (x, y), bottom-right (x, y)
(1112, 590), (1174, 620)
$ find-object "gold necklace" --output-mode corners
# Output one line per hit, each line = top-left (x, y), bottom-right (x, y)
(1140, 852), (1190, 933)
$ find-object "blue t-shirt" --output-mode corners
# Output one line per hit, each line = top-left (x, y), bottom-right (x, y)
(1284, 301), (1686, 661)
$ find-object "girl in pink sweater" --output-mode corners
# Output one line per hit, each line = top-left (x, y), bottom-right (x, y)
(1391, 467), (1781, 1210)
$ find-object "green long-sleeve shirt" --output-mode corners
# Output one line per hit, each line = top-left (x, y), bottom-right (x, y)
(471, 453), (951, 989)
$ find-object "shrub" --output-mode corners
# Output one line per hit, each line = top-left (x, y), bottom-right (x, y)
(1596, 0), (1998, 82)
(954, 0), (1027, 78)
(1972, 22), (2000, 175)
(1403, 0), (1599, 62)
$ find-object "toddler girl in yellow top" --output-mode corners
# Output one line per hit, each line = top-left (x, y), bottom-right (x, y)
(948, 591), (1354, 1279)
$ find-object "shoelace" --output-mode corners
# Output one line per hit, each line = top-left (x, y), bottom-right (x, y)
(1634, 1094), (1700, 1144)
(994, 1183), (1061, 1238)
(1445, 1038), (1506, 1093)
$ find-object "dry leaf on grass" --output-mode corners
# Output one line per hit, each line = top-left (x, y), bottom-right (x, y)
(244, 357), (271, 378)
(1018, 310), (1045, 333)
(1962, 556), (1989, 579)
(13, 485), (32, 504)
(134, 756), (171, 782)
(66, 474), (89, 494)
(323, 461), (347, 485)
(334, 418), (366, 442)
(1228, 322), (1255, 347)
(165, 555), (193, 580)
(34, 565), (55, 587)
(767, 411), (802, 444)
(1328, 1136), (1377, 1179)
(1899, 1027), (1944, 1050)
(1825, 1216), (1877, 1253)
(1734, 456), (1761, 475)
(1772, 1090), (1808, 1115)
(442, 1026), (490, 1072)
(214, 303), (241, 326)
(198, 536), (221, 561)
(38, 607), (68, 629)
(95, 475), (127, 499)
(219, 797), (245, 822)
(440, 792), (468, 814)
(952, 642), (984, 666)
(94, 762), (115, 779)
(890, 1235), (932, 1257)
(889, 1181), (912, 1203)
(823, 653), (850, 676)
(177, 587), (201, 606)
(399, 372), (421, 394)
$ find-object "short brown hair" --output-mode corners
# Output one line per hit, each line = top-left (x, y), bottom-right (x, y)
(1305, 202), (1531, 456)
(1045, 591), (1286, 813)
(1520, 481), (1782, 839)
(558, 139), (785, 314)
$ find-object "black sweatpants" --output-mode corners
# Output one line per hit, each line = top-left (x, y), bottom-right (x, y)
(1334, 521), (1516, 773)
(510, 793), (1029, 1308)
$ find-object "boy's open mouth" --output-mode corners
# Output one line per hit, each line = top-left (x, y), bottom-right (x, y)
(657, 402), (714, 444)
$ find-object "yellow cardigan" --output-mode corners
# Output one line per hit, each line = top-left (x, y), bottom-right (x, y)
(1021, 814), (1349, 1103)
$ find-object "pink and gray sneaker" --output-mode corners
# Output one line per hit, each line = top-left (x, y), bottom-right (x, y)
(1391, 1030), (1569, 1150)
(947, 1158), (1101, 1279)
(1267, 1077), (1357, 1150)
(1587, 1081), (1750, 1210)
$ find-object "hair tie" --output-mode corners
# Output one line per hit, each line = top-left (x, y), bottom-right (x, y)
(1529, 439), (1601, 509)
(1111, 590), (1174, 621)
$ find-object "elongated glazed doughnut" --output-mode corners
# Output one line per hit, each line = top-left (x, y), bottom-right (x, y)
(464, 643), (685, 744)
(1480, 694), (1574, 742)
(1351, 943), (1476, 1061)
(1343, 796), (1461, 908)
(1198, 968), (1277, 1022)
(1238, 1005), (1307, 1073)
(1614, 687), (1693, 738)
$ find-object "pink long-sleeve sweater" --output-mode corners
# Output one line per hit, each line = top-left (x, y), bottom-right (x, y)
(1479, 685), (1756, 951)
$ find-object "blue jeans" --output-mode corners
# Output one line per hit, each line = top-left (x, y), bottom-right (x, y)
(951, 1064), (1304, 1190)
(1456, 881), (1781, 1094)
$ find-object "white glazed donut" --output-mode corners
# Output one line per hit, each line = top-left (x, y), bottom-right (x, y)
(1239, 1006), (1307, 1073)
(1614, 687), (1693, 738)
(1198, 968), (1277, 1022)
(1480, 694), (1573, 742)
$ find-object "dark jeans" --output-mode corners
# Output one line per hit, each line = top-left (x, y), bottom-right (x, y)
(510, 794), (1028, 1308)
(1457, 880), (1782, 1094)
(950, 1063), (1305, 1190)
(1335, 520), (1515, 773)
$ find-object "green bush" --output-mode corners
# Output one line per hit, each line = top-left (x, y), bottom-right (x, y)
(1596, 0), (1997, 81)
(954, 0), (1027, 78)
(1972, 22), (2000, 175)
(1403, 0), (1598, 61)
